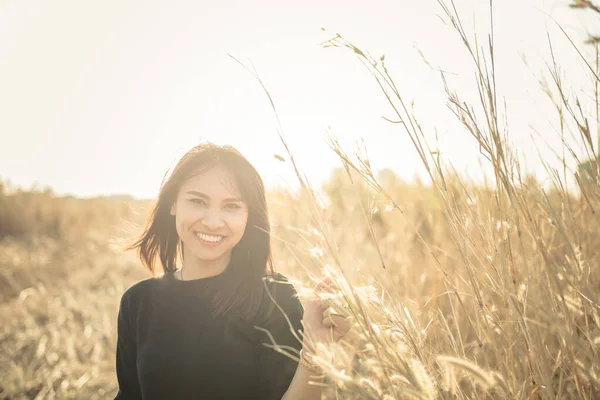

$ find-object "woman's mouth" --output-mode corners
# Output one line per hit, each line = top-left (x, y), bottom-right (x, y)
(195, 232), (225, 246)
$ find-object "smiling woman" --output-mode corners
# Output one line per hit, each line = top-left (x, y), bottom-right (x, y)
(127, 143), (272, 319)
(115, 143), (352, 400)
(169, 167), (250, 282)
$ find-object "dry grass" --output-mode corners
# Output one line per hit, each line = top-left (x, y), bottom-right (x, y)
(0, 200), (148, 399)
(2, 0), (600, 399)
(265, 1), (599, 398)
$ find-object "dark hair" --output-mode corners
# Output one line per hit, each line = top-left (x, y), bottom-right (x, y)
(126, 143), (275, 320)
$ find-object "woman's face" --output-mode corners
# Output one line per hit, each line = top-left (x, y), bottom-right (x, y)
(170, 166), (249, 266)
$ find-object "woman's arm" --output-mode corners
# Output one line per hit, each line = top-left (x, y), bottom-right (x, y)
(281, 352), (324, 400)
(114, 289), (142, 399)
(259, 274), (351, 400)
(282, 277), (352, 400)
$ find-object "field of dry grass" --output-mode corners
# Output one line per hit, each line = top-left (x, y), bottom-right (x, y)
(1, 162), (598, 399)
(0, 192), (150, 399)
(2, 1), (599, 399)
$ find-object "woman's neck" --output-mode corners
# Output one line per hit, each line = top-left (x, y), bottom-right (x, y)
(179, 252), (231, 281)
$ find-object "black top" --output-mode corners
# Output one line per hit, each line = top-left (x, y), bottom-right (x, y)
(114, 272), (304, 400)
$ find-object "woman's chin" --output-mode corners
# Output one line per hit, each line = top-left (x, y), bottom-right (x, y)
(188, 247), (229, 263)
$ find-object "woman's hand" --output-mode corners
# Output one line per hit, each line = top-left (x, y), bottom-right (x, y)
(301, 277), (352, 354)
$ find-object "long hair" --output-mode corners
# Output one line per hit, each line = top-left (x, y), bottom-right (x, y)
(126, 143), (275, 321)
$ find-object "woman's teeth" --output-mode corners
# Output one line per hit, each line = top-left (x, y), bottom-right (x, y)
(196, 232), (224, 243)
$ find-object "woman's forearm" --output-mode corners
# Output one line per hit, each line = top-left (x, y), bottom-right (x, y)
(281, 354), (324, 400)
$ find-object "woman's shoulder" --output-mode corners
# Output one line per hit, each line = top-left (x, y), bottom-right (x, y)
(118, 277), (162, 310)
(262, 271), (292, 284)
(258, 272), (303, 322)
(122, 276), (160, 295)
(261, 272), (300, 298)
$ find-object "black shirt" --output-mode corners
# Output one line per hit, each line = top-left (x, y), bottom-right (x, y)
(114, 272), (304, 400)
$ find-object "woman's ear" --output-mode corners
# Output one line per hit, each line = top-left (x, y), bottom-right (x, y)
(170, 203), (176, 216)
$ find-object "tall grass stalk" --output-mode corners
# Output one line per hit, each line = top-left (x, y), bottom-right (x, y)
(248, 0), (600, 398)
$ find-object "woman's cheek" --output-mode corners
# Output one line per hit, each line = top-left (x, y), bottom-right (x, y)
(230, 214), (246, 229)
(184, 205), (205, 223)
(231, 212), (249, 232)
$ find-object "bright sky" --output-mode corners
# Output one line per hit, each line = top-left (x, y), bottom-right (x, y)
(0, 0), (597, 198)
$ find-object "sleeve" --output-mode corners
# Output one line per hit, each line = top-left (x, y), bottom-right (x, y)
(114, 290), (143, 400)
(256, 274), (305, 400)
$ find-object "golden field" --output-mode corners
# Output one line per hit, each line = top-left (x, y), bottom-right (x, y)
(1, 160), (598, 399)
(1, 3), (600, 399)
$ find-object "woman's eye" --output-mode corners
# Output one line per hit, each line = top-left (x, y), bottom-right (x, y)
(190, 198), (206, 205)
(225, 203), (241, 209)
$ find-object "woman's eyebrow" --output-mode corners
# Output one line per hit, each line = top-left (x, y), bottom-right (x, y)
(186, 190), (243, 203)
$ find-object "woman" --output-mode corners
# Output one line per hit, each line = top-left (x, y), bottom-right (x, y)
(115, 143), (351, 399)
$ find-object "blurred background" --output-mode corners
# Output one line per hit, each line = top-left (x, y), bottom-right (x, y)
(1, 0), (597, 197)
(1, 0), (599, 399)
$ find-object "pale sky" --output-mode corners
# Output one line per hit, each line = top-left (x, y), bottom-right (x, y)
(0, 0), (597, 198)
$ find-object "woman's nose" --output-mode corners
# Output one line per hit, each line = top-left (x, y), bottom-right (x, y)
(201, 211), (225, 229)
